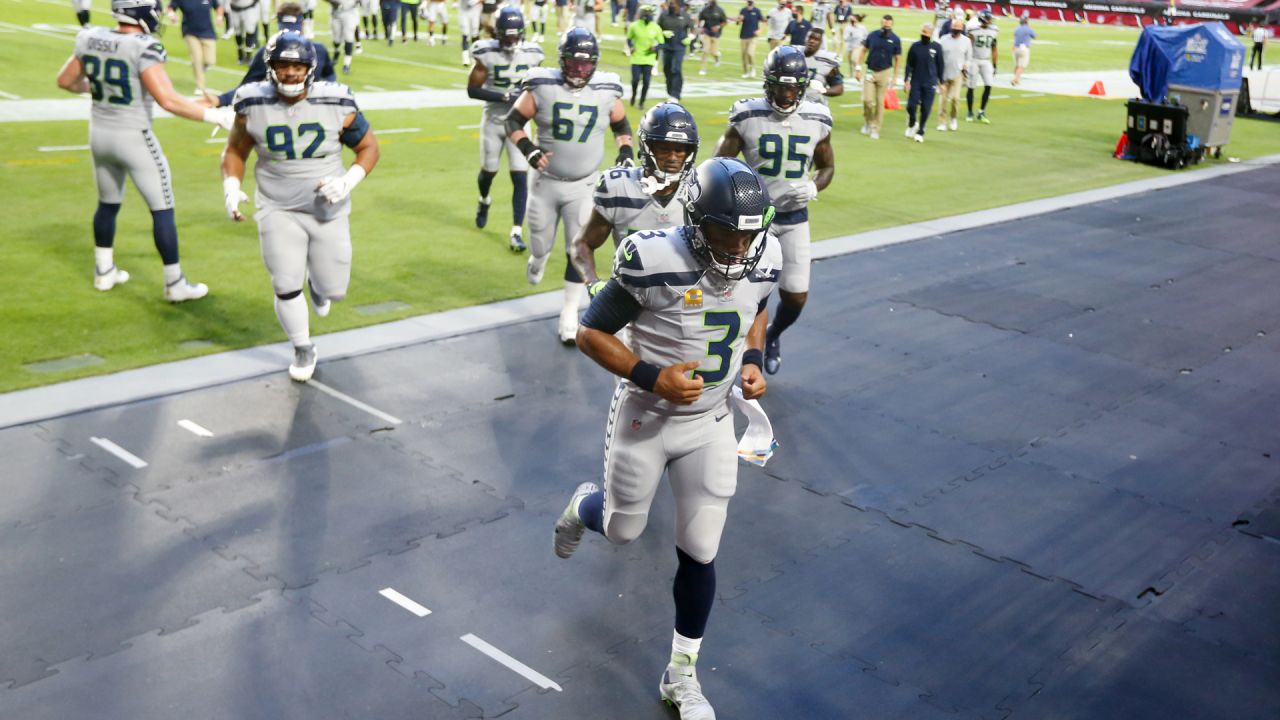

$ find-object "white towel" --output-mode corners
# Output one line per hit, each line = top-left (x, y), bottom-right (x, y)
(731, 385), (779, 467)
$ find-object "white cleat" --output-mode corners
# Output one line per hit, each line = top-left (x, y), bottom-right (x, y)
(950, 118), (959, 131)
(558, 307), (578, 346)
(94, 265), (129, 291)
(308, 280), (331, 317)
(164, 275), (209, 303)
(869, 131), (880, 140)
(553, 481), (599, 558)
(288, 343), (318, 382)
(860, 124), (870, 135)
(904, 124), (917, 138)
(937, 122), (948, 132)
(526, 254), (547, 285)
(914, 133), (925, 143)
(660, 661), (716, 720)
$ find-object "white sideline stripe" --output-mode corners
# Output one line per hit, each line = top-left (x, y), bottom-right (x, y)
(2, 153), (1278, 430)
(379, 587), (432, 616)
(178, 419), (215, 437)
(308, 380), (403, 425)
(0, 89), (20, 99)
(90, 437), (148, 468)
(461, 633), (562, 692)
(38, 144), (90, 152)
(377, 127), (421, 134)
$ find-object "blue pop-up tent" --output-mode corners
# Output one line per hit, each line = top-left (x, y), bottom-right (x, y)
(1129, 22), (1247, 102)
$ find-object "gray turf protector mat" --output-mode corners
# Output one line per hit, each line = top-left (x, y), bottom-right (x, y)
(0, 424), (120, 531)
(0, 590), (480, 720)
(898, 460), (1221, 605)
(0, 498), (274, 689)
(893, 278), (1086, 334)
(1114, 374), (1280, 454)
(1031, 306), (1237, 372)
(1018, 612), (1280, 720)
(1022, 412), (1279, 524)
(139, 432), (520, 588)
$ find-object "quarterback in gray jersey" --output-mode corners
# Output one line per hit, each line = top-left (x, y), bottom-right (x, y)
(800, 27), (843, 104)
(718, 44), (833, 376)
(467, 7), (544, 252)
(57, 0), (234, 302)
(554, 157), (779, 720)
(569, 102), (698, 294)
(506, 28), (634, 344)
(221, 32), (381, 382)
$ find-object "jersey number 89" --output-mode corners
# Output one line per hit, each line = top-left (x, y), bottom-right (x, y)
(81, 55), (133, 106)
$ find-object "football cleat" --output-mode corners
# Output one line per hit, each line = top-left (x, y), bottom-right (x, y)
(308, 279), (330, 317)
(526, 254), (547, 285)
(94, 265), (130, 291)
(553, 481), (599, 558)
(978, 111), (991, 124)
(288, 343), (318, 382)
(764, 334), (781, 375)
(660, 660), (716, 720)
(914, 133), (925, 143)
(966, 113), (975, 122)
(475, 197), (491, 228)
(164, 275), (209, 303)
(509, 228), (527, 253)
(904, 124), (917, 138)
(558, 307), (578, 346)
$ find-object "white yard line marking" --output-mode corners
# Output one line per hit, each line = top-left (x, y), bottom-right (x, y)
(364, 84), (387, 91)
(989, 94), (1010, 100)
(408, 84), (434, 90)
(360, 50), (469, 74)
(0, 89), (21, 99)
(178, 419), (215, 437)
(461, 634), (562, 692)
(38, 144), (90, 151)
(90, 436), (148, 468)
(379, 588), (432, 617)
(377, 127), (422, 134)
(308, 380), (403, 425)
(456, 123), (482, 129)
(1019, 92), (1046, 97)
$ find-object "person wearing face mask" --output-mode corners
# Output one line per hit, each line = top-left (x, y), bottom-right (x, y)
(935, 13), (970, 131)
(902, 22), (944, 143)
(855, 13), (900, 139)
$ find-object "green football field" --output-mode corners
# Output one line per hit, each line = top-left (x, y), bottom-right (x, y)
(1, 0), (1277, 392)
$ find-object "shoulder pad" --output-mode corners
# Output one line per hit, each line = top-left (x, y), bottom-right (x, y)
(522, 66), (559, 86)
(615, 228), (705, 290)
(231, 81), (277, 112)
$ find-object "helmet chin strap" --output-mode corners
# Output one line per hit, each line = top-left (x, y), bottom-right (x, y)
(640, 171), (678, 195)
(277, 82), (307, 97)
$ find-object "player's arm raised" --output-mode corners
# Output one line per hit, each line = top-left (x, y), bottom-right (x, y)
(740, 299), (768, 400)
(506, 90), (549, 171)
(55, 55), (91, 95)
(570, 209), (616, 292)
(220, 114), (255, 221)
(714, 124), (744, 158)
(140, 64), (235, 128)
(608, 98), (634, 166)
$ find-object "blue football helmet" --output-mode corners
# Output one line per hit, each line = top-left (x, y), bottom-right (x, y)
(276, 8), (304, 32)
(112, 0), (162, 34)
(266, 31), (318, 98)
(638, 102), (699, 193)
(762, 45), (809, 115)
(495, 7), (525, 48)
(683, 157), (773, 283)
(978, 9), (994, 25)
(559, 27), (599, 88)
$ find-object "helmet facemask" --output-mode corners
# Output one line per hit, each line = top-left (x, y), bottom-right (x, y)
(639, 138), (697, 195)
(764, 77), (806, 115)
(561, 56), (596, 88)
(269, 58), (315, 98)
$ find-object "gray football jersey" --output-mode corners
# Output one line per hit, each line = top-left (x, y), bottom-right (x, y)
(524, 67), (623, 181)
(612, 226), (781, 416)
(727, 97), (832, 212)
(74, 27), (166, 131)
(473, 39), (545, 122)
(970, 25), (998, 60)
(803, 49), (840, 103)
(594, 166), (684, 245)
(233, 80), (359, 221)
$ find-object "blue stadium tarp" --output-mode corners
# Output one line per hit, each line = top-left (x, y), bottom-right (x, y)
(1129, 22), (1247, 102)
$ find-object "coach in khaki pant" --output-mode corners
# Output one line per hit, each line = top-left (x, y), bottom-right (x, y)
(168, 0), (223, 98)
(855, 14), (900, 139)
(936, 19), (971, 130)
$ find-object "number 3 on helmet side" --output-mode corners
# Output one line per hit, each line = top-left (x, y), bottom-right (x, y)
(698, 310), (742, 386)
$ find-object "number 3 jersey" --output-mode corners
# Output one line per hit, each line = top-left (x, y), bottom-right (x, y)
(74, 27), (166, 131)
(613, 227), (782, 416)
(726, 97), (832, 213)
(233, 81), (359, 221)
(523, 67), (623, 181)
(472, 39), (545, 123)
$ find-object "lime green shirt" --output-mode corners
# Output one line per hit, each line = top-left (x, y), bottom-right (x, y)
(627, 20), (665, 66)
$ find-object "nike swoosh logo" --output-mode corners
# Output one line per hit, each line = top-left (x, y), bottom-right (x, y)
(715, 413), (729, 422)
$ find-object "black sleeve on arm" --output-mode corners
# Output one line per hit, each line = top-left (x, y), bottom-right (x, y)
(581, 279), (643, 334)
(610, 115), (633, 136)
(505, 105), (531, 137)
(468, 84), (509, 103)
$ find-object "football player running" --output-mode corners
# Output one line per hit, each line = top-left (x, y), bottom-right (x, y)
(554, 156), (781, 720)
(505, 27), (634, 345)
(329, 0), (360, 74)
(568, 102), (697, 294)
(220, 32), (381, 381)
(468, 6), (544, 252)
(716, 45), (833, 376)
(800, 27), (842, 104)
(57, 0), (233, 302)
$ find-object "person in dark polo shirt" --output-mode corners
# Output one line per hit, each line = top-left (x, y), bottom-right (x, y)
(854, 13), (900, 139)
(903, 21), (944, 142)
(168, 0), (224, 98)
(732, 0), (764, 77)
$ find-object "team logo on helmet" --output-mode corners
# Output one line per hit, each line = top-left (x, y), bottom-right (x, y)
(496, 6), (525, 48)
(762, 45), (810, 115)
(266, 31), (318, 98)
(558, 27), (599, 89)
(683, 157), (773, 284)
(112, 0), (163, 34)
